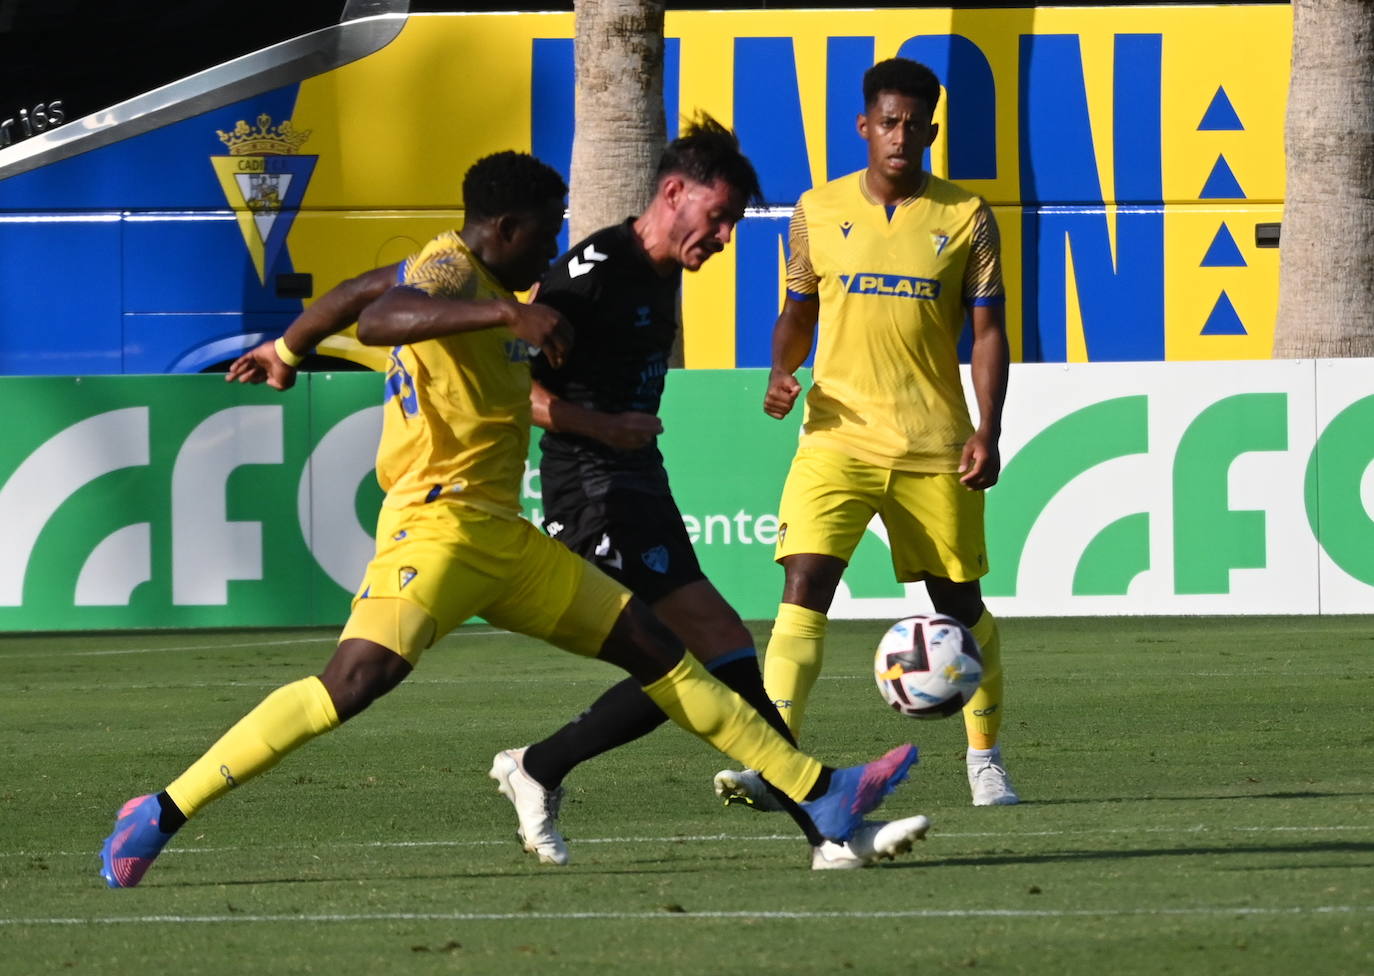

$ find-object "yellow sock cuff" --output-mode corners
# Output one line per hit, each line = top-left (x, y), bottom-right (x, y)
(643, 654), (822, 802)
(774, 602), (828, 640)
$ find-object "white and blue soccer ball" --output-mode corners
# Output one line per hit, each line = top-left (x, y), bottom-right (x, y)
(874, 614), (983, 719)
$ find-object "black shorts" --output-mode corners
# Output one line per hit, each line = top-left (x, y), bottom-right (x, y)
(543, 486), (706, 605)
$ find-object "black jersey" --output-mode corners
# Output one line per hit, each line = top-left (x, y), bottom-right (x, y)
(533, 219), (680, 496)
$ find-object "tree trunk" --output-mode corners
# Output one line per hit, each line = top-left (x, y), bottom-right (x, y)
(1273, 0), (1374, 358)
(569, 0), (665, 246)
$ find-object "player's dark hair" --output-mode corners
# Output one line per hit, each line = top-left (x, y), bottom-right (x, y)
(655, 112), (763, 205)
(863, 58), (941, 116)
(463, 150), (567, 221)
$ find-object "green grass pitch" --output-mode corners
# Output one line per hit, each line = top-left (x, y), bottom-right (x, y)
(2, 617), (1372, 975)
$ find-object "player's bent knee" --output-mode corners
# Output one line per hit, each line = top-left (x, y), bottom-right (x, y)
(319, 638), (413, 720)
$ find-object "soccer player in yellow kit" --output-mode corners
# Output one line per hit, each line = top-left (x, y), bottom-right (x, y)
(716, 58), (1018, 809)
(98, 151), (918, 888)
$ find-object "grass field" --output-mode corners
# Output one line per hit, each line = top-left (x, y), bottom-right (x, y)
(3, 617), (1372, 975)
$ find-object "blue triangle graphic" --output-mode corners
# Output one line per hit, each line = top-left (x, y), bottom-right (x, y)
(1201, 223), (1247, 267)
(1200, 156), (1246, 199)
(1199, 88), (1244, 131)
(1201, 292), (1247, 335)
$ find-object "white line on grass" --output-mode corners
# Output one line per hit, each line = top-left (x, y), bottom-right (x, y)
(4, 629), (507, 659)
(3, 905), (1371, 927)
(8, 823), (1367, 860)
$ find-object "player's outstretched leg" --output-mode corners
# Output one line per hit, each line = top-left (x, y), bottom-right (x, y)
(800, 744), (919, 842)
(99, 794), (177, 889)
(810, 814), (931, 870)
(489, 747), (568, 866)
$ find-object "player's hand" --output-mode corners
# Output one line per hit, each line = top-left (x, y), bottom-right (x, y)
(511, 302), (573, 368)
(595, 411), (664, 451)
(763, 368), (802, 419)
(958, 430), (1001, 490)
(225, 340), (299, 391)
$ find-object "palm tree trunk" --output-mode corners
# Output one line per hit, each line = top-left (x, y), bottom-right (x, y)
(569, 0), (665, 245)
(1273, 0), (1374, 358)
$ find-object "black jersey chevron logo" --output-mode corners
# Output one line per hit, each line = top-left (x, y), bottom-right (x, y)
(568, 243), (609, 277)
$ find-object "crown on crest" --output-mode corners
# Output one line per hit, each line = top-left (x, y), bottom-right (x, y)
(217, 113), (311, 155)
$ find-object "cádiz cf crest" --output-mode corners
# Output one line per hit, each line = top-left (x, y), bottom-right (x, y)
(210, 113), (317, 284)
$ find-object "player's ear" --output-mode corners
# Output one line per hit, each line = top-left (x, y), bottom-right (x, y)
(494, 212), (524, 244)
(856, 112), (869, 140)
(925, 121), (939, 148)
(660, 174), (686, 209)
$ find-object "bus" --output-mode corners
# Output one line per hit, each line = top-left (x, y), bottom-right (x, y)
(1, 0), (1289, 375)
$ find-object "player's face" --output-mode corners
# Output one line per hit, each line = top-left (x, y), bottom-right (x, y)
(667, 177), (747, 271)
(500, 199), (567, 291)
(858, 91), (938, 184)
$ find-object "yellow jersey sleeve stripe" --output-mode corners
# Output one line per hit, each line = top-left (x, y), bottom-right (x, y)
(963, 202), (1006, 307)
(784, 200), (819, 297)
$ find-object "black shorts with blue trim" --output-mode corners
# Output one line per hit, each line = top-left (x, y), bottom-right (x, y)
(541, 483), (705, 606)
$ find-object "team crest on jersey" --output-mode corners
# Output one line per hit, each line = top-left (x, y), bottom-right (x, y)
(931, 231), (950, 256)
(210, 113), (317, 285)
(641, 545), (670, 574)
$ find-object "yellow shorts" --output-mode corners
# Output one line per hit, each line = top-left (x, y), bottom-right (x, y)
(775, 446), (988, 583)
(340, 500), (631, 665)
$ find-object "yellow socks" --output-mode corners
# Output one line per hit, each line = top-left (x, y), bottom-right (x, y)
(643, 654), (822, 802)
(762, 603), (828, 738)
(962, 608), (1003, 751)
(165, 676), (340, 818)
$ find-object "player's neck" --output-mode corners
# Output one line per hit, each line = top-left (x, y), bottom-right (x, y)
(863, 168), (928, 206)
(632, 208), (682, 277)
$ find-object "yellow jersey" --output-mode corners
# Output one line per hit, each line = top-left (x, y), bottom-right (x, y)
(374, 230), (532, 516)
(785, 170), (1004, 472)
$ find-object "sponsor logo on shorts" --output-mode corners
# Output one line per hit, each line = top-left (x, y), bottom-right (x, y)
(778, 522), (787, 544)
(545, 521), (564, 537)
(641, 545), (670, 574)
(399, 566), (417, 589)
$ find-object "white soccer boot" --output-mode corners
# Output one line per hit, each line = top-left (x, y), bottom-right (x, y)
(712, 768), (783, 812)
(810, 815), (932, 870)
(489, 747), (569, 865)
(968, 749), (1019, 806)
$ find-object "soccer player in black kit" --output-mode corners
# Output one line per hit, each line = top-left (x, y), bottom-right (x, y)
(226, 119), (929, 870)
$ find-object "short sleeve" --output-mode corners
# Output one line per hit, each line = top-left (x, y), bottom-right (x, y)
(784, 200), (819, 300)
(963, 201), (1005, 308)
(401, 235), (478, 299)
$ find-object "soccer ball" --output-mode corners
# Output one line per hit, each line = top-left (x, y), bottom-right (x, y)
(874, 615), (983, 719)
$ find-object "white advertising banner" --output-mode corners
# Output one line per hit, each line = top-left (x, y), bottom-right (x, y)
(828, 359), (1374, 619)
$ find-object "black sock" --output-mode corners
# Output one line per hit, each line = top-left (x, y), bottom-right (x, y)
(522, 678), (667, 789)
(803, 768), (833, 802)
(523, 650), (792, 790)
(155, 791), (187, 833)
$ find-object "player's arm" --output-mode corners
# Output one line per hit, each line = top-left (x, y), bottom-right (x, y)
(356, 286), (571, 366)
(960, 303), (1009, 490)
(960, 202), (1010, 490)
(530, 380), (663, 450)
(225, 264), (399, 390)
(764, 200), (820, 419)
(764, 295), (820, 419)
